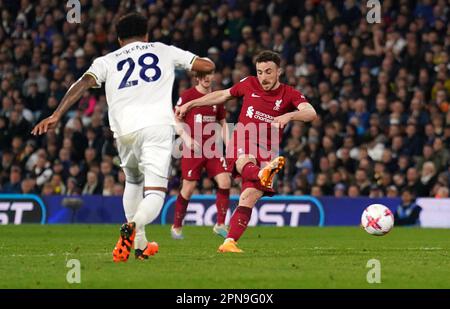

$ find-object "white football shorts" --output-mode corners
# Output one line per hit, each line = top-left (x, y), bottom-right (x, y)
(116, 125), (174, 188)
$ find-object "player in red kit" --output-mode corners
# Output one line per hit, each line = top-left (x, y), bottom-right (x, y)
(176, 51), (316, 252)
(172, 71), (231, 239)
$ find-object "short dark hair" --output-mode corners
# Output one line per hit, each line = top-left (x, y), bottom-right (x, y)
(116, 13), (148, 40)
(195, 70), (214, 79)
(402, 187), (416, 196)
(255, 50), (281, 67)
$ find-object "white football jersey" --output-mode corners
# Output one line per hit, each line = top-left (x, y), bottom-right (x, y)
(84, 41), (197, 137)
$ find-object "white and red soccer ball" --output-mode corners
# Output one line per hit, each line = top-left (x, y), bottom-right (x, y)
(361, 204), (394, 236)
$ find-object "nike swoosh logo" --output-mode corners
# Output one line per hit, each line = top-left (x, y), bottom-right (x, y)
(251, 93), (260, 97)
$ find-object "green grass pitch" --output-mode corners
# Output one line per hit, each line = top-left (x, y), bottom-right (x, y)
(0, 225), (449, 288)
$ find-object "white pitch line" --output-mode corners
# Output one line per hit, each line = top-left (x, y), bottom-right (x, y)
(304, 247), (445, 251)
(4, 252), (111, 258)
(1, 247), (447, 258)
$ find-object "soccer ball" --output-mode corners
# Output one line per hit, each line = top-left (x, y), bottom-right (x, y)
(361, 204), (394, 236)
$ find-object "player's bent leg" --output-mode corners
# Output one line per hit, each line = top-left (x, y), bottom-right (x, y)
(215, 172), (232, 190)
(122, 171), (144, 222)
(134, 126), (173, 256)
(213, 172), (231, 238)
(172, 180), (197, 240)
(218, 188), (263, 253)
(132, 172), (167, 251)
(133, 187), (166, 250)
(117, 135), (143, 220)
(114, 143), (144, 257)
(180, 180), (197, 199)
(235, 155), (258, 175)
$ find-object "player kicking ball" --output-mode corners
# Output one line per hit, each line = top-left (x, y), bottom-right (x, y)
(31, 13), (215, 262)
(172, 71), (232, 239)
(176, 51), (316, 252)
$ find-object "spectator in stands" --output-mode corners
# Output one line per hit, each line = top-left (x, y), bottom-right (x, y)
(347, 185), (360, 197)
(102, 175), (115, 196)
(386, 185), (399, 198)
(394, 188), (422, 226)
(82, 171), (102, 195)
(66, 177), (81, 196)
(435, 186), (449, 198)
(21, 177), (37, 194)
(50, 173), (66, 195)
(334, 183), (346, 197)
(418, 161), (438, 196)
(2, 165), (22, 193)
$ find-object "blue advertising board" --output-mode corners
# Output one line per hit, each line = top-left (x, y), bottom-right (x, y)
(161, 195), (326, 226)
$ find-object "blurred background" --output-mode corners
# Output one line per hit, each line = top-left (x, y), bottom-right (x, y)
(0, 0), (449, 201)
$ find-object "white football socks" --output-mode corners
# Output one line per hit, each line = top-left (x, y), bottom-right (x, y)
(132, 190), (166, 250)
(123, 181), (144, 222)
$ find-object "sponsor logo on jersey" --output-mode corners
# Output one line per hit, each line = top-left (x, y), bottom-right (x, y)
(193, 115), (216, 123)
(255, 111), (274, 123)
(202, 116), (217, 123)
(245, 106), (274, 123)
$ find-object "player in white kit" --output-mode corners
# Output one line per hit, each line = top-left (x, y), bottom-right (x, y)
(31, 13), (215, 262)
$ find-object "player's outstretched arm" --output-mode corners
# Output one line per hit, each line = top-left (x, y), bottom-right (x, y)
(175, 88), (233, 119)
(31, 74), (97, 135)
(272, 102), (317, 129)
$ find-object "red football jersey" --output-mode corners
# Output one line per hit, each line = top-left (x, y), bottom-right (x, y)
(229, 76), (308, 149)
(176, 87), (226, 142)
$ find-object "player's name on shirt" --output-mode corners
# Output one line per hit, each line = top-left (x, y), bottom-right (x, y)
(114, 43), (154, 57)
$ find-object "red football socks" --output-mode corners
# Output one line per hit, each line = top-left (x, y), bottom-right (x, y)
(173, 194), (189, 228)
(215, 188), (230, 225)
(227, 206), (252, 241)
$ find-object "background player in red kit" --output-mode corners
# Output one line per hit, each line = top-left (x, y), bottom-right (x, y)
(176, 51), (317, 252)
(172, 71), (231, 239)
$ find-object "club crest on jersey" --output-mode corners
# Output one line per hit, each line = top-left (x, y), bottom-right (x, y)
(273, 99), (282, 111)
(195, 114), (202, 123)
(246, 106), (254, 118)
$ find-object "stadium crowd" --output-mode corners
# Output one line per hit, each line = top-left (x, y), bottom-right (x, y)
(0, 0), (449, 198)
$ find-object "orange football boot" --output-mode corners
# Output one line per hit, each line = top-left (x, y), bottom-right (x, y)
(135, 242), (159, 260)
(218, 238), (243, 253)
(258, 156), (285, 188)
(112, 222), (136, 262)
